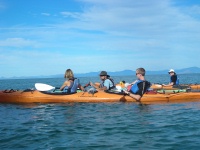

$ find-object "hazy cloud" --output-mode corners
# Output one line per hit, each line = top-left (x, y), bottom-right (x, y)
(41, 13), (51, 16)
(1, 0), (200, 77)
(0, 38), (40, 47)
(60, 11), (81, 19)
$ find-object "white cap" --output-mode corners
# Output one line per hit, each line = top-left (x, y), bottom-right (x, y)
(168, 69), (175, 73)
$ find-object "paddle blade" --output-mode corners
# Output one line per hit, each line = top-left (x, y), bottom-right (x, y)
(35, 83), (55, 91)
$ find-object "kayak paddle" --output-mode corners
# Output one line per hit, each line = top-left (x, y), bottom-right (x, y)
(35, 83), (55, 91)
(35, 82), (93, 92)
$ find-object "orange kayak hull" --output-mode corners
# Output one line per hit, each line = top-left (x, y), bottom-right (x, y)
(0, 90), (200, 104)
(150, 84), (200, 90)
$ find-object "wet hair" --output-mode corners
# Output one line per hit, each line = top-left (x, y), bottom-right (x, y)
(64, 69), (74, 79)
(136, 68), (146, 76)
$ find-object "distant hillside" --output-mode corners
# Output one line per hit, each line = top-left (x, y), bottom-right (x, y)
(1, 67), (200, 79)
(75, 67), (200, 77)
(75, 70), (134, 77)
(146, 67), (200, 75)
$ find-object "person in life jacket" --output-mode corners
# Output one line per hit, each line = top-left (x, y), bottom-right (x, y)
(60, 69), (84, 93)
(123, 68), (151, 101)
(90, 71), (115, 91)
(162, 69), (179, 87)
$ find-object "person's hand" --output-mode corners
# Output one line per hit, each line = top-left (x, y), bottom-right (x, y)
(124, 91), (128, 95)
(123, 89), (129, 95)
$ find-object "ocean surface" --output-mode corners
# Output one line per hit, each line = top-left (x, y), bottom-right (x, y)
(0, 74), (200, 150)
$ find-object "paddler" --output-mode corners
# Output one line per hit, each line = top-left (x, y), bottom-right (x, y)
(90, 71), (115, 91)
(162, 69), (179, 87)
(123, 68), (151, 101)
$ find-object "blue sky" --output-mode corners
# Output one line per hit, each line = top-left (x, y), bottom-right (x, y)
(0, 0), (200, 77)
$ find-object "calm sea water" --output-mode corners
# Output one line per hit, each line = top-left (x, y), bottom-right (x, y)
(0, 74), (200, 150)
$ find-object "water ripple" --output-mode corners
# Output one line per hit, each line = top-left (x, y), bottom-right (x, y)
(1, 102), (200, 149)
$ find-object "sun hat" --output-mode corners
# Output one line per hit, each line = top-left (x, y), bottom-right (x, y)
(168, 69), (175, 73)
(99, 71), (108, 76)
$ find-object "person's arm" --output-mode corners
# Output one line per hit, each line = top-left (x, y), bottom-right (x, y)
(90, 81), (107, 91)
(124, 82), (147, 101)
(60, 80), (70, 90)
(90, 82), (101, 90)
(78, 84), (84, 91)
(163, 75), (176, 86)
(124, 90), (141, 101)
(162, 82), (174, 87)
(130, 80), (138, 85)
(100, 86), (107, 90)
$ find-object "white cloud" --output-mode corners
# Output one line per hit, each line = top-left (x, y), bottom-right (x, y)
(77, 0), (200, 36)
(1, 0), (200, 77)
(60, 11), (81, 19)
(41, 12), (51, 16)
(0, 38), (40, 47)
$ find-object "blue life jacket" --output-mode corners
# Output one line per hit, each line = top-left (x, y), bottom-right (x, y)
(63, 78), (79, 93)
(176, 78), (179, 85)
(170, 76), (179, 85)
(130, 80), (144, 94)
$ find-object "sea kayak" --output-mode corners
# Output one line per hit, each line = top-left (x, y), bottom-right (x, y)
(150, 84), (200, 90)
(0, 89), (200, 104)
(95, 82), (200, 90)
